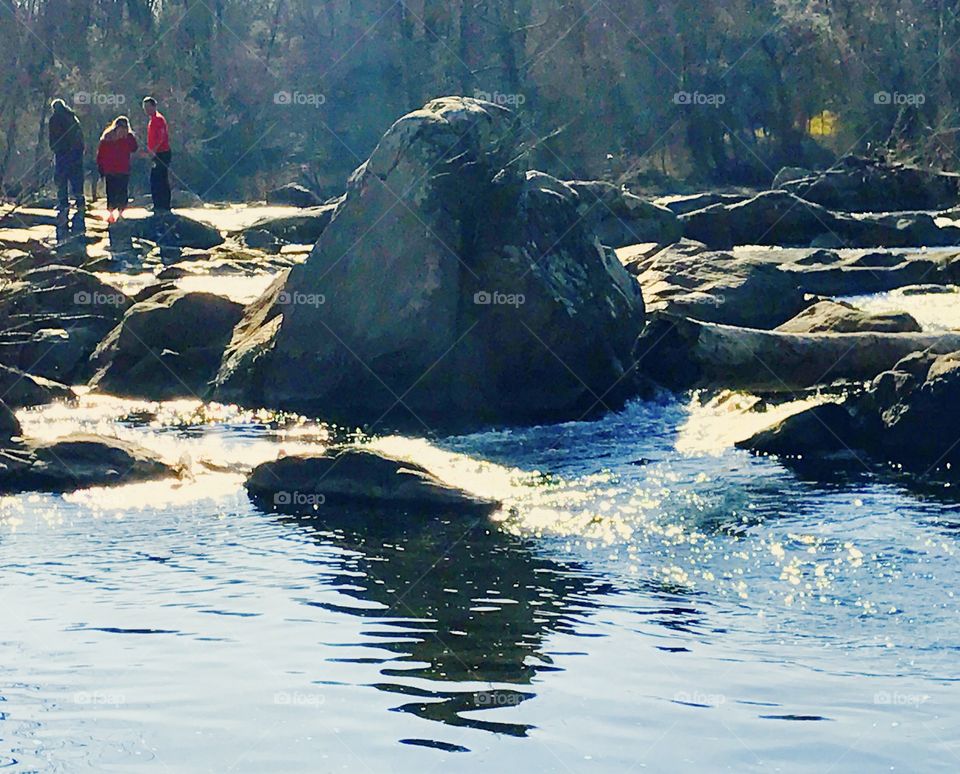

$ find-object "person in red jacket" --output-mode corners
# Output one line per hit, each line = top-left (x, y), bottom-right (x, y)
(96, 116), (138, 223)
(142, 96), (172, 212)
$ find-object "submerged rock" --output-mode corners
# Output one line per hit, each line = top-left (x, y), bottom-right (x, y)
(215, 97), (646, 428)
(90, 290), (243, 400)
(775, 300), (922, 334)
(0, 432), (175, 494)
(246, 448), (500, 514)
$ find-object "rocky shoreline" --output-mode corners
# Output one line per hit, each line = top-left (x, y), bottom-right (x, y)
(4, 96), (960, 505)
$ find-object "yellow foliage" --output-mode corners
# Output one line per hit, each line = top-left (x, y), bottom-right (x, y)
(807, 110), (839, 137)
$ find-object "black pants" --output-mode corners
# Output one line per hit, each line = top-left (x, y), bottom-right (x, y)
(55, 151), (85, 234)
(150, 150), (172, 211)
(104, 174), (130, 210)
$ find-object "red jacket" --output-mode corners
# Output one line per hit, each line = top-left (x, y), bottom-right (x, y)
(147, 112), (171, 153)
(97, 134), (138, 175)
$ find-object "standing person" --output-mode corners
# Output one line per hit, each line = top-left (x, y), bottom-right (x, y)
(48, 98), (86, 241)
(96, 116), (138, 224)
(142, 96), (172, 212)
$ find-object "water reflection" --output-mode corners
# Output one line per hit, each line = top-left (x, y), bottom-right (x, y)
(270, 507), (607, 741)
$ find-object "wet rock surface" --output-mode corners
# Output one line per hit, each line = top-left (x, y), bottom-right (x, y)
(246, 448), (501, 515)
(216, 97), (646, 428)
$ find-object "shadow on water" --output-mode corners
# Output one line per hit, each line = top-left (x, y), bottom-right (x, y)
(264, 503), (611, 742)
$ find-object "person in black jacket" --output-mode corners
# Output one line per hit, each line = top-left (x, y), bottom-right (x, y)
(48, 99), (86, 241)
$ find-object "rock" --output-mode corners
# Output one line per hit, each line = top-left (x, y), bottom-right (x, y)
(243, 228), (284, 253)
(780, 159), (960, 212)
(776, 300), (922, 334)
(266, 183), (322, 208)
(679, 190), (960, 249)
(125, 212), (224, 250)
(895, 284), (959, 296)
(242, 202), (340, 245)
(634, 313), (960, 392)
(0, 400), (21, 439)
(0, 433), (175, 493)
(246, 448), (500, 514)
(736, 402), (862, 457)
(656, 193), (749, 216)
(867, 350), (960, 469)
(790, 249), (841, 266)
(214, 97), (646, 427)
(0, 364), (71, 407)
(133, 282), (177, 303)
(742, 348), (960, 475)
(0, 265), (131, 382)
(772, 166), (814, 189)
(563, 179), (681, 247)
(155, 265), (192, 280)
(629, 242), (806, 328)
(131, 190), (203, 208)
(680, 191), (835, 249)
(90, 290), (243, 400)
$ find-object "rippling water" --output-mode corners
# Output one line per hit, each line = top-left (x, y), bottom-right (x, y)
(2, 390), (959, 772)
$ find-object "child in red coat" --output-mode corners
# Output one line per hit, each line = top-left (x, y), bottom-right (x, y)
(96, 116), (138, 223)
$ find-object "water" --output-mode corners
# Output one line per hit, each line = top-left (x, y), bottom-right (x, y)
(1, 393), (959, 772)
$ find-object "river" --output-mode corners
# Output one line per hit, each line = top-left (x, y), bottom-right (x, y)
(0, 208), (957, 771)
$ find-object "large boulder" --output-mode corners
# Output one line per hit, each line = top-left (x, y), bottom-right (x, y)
(214, 97), (646, 427)
(775, 300), (922, 334)
(564, 179), (681, 247)
(246, 448), (500, 515)
(241, 202), (339, 245)
(0, 265), (130, 382)
(0, 433), (175, 493)
(90, 290), (243, 400)
(778, 158), (960, 212)
(266, 183), (322, 208)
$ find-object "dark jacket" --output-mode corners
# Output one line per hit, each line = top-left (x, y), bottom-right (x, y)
(49, 105), (85, 157)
